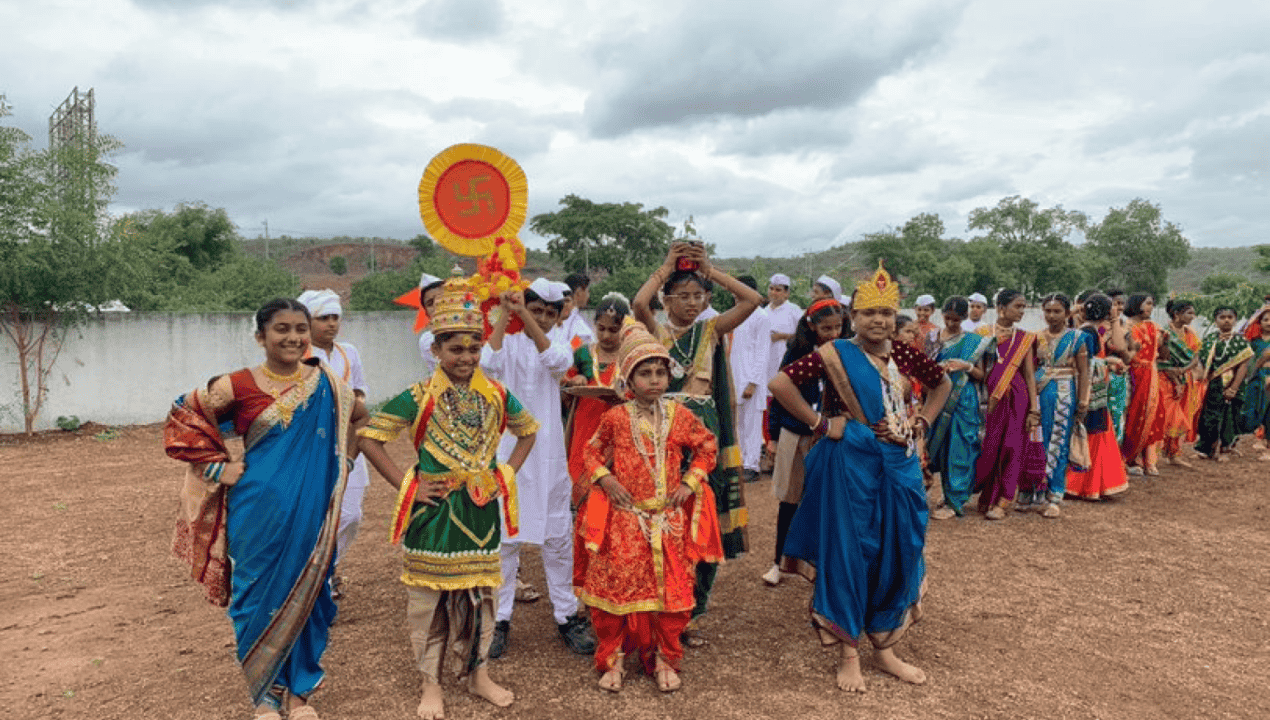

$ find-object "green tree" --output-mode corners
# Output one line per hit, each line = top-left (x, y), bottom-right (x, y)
(859, 213), (947, 296)
(1256, 245), (1270, 274)
(0, 97), (129, 434)
(1085, 198), (1190, 298)
(967, 196), (1088, 298)
(156, 255), (300, 312)
(329, 255), (347, 275)
(588, 263), (663, 309)
(350, 253), (456, 311)
(530, 194), (675, 274)
(409, 233), (437, 258)
(1199, 271), (1245, 295)
(109, 203), (299, 312)
(126, 202), (236, 271)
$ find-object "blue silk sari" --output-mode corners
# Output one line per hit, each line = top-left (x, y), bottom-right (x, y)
(1241, 337), (1270, 436)
(227, 366), (353, 708)
(1034, 329), (1083, 502)
(782, 339), (926, 648)
(929, 332), (989, 515)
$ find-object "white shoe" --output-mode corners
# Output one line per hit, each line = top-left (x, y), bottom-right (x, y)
(761, 564), (782, 586)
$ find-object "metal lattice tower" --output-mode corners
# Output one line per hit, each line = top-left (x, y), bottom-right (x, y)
(48, 87), (96, 182)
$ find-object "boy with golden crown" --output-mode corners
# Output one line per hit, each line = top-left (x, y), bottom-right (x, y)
(768, 262), (951, 693)
(575, 322), (724, 693)
(358, 275), (538, 720)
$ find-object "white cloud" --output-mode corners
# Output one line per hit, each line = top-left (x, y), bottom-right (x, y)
(2, 0), (1267, 255)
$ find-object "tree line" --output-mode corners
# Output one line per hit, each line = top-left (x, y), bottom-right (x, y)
(529, 193), (1269, 319)
(3, 93), (1263, 433)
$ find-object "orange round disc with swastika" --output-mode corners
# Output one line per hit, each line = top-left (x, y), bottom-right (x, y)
(418, 144), (528, 257)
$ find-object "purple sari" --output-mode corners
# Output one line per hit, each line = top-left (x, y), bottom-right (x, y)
(974, 328), (1046, 511)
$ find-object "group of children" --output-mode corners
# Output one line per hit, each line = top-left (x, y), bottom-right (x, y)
(176, 248), (1270, 718)
(877, 290), (1270, 525)
(353, 244), (767, 717)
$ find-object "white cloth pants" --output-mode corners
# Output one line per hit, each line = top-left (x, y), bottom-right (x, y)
(736, 396), (766, 472)
(496, 533), (577, 625)
(335, 456), (370, 564)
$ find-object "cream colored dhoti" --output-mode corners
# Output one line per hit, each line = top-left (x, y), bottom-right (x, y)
(406, 586), (497, 684)
(771, 428), (815, 504)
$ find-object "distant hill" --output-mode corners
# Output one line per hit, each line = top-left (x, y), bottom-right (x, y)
(1168, 246), (1269, 292)
(239, 236), (1266, 300)
(720, 243), (1270, 294)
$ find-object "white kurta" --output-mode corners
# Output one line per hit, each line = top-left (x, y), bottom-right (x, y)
(729, 306), (771, 471)
(482, 330), (577, 623)
(480, 331), (573, 545)
(765, 301), (803, 382)
(552, 310), (595, 349)
(416, 330), (437, 377)
(309, 341), (370, 563)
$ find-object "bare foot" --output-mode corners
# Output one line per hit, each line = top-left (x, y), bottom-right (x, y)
(1216, 454), (1229, 464)
(1167, 456), (1193, 468)
(467, 666), (514, 708)
(1259, 453), (1270, 462)
(417, 682), (444, 720)
(598, 668), (623, 692)
(836, 645), (866, 692)
(875, 646), (926, 685)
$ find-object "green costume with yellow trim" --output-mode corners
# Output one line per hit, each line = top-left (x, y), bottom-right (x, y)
(360, 368), (538, 590)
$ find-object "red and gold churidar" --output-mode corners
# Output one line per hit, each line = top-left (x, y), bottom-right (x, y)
(575, 400), (722, 616)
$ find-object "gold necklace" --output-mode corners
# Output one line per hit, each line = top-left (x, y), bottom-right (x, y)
(259, 364), (306, 426)
(261, 364), (303, 383)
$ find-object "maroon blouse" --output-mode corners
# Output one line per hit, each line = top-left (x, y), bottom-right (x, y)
(781, 340), (945, 417)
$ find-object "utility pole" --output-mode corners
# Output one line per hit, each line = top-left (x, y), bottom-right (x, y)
(262, 220), (269, 260)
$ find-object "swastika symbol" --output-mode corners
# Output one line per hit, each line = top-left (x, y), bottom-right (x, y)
(454, 176), (496, 217)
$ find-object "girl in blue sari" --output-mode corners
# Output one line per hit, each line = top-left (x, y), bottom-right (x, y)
(768, 263), (950, 693)
(927, 296), (990, 519)
(165, 299), (366, 720)
(1027, 293), (1090, 518)
(1240, 306), (1270, 459)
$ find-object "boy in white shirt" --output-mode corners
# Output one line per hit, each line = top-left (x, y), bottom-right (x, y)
(481, 278), (596, 658)
(416, 274), (446, 376)
(298, 289), (369, 600)
(554, 273), (596, 349)
(729, 276), (772, 481)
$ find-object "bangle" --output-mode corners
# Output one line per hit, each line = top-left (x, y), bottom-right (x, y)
(202, 461), (224, 484)
(345, 457), (355, 472)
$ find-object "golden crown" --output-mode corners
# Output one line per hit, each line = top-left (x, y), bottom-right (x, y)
(429, 274), (486, 335)
(852, 259), (901, 310)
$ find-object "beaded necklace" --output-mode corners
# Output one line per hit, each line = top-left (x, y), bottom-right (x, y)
(628, 398), (670, 495)
(852, 339), (915, 455)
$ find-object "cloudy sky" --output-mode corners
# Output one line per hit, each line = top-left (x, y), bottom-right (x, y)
(3, 0), (1267, 257)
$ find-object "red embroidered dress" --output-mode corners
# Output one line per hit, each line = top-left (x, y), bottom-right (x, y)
(576, 399), (723, 615)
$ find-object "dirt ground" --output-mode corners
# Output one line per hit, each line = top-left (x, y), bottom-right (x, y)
(2, 422), (1268, 720)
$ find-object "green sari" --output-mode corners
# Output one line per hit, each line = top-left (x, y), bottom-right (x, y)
(656, 317), (747, 558)
(1195, 333), (1253, 454)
